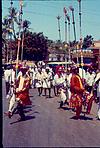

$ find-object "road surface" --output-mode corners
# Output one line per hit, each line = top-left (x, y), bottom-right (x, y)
(2, 78), (100, 147)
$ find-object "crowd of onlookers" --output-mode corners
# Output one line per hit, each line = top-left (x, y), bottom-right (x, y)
(3, 61), (100, 120)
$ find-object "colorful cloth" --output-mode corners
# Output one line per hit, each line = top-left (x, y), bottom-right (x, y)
(16, 90), (31, 105)
(70, 74), (84, 109)
(70, 93), (82, 108)
(16, 76), (32, 105)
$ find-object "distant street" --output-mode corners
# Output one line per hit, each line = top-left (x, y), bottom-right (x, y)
(2, 78), (100, 147)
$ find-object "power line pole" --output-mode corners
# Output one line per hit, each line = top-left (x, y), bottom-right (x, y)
(78, 0), (82, 39)
(69, 6), (76, 42)
(20, 0), (24, 62)
(16, 0), (22, 76)
(69, 6), (77, 64)
(10, 0), (13, 63)
(56, 15), (61, 42)
(66, 14), (71, 63)
(63, 7), (67, 43)
(77, 0), (84, 78)
(66, 15), (70, 45)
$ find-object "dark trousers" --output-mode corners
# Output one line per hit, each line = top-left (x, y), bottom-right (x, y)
(38, 87), (43, 96)
(6, 82), (10, 95)
(17, 103), (25, 119)
(87, 86), (92, 93)
(44, 88), (51, 97)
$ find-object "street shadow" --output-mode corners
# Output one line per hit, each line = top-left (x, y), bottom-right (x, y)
(79, 115), (93, 120)
(23, 109), (33, 113)
(70, 115), (93, 120)
(10, 115), (36, 124)
(13, 105), (35, 114)
(46, 96), (54, 98)
(23, 105), (35, 109)
(42, 94), (46, 96)
(28, 111), (40, 116)
(57, 106), (70, 111)
(14, 108), (33, 114)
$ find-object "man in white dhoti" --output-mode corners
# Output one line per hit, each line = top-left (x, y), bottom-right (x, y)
(42, 68), (52, 98)
(35, 68), (43, 96)
(4, 65), (12, 95)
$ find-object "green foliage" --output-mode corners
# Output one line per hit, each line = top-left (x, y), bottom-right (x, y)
(21, 31), (48, 61)
(82, 35), (93, 49)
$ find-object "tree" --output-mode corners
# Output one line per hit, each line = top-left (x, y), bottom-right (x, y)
(82, 35), (93, 49)
(23, 20), (31, 32)
(2, 6), (19, 62)
(20, 31), (49, 61)
(2, 7), (18, 40)
(8, 7), (18, 40)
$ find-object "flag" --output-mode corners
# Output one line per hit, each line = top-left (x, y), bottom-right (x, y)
(63, 7), (67, 14)
(20, 0), (23, 6)
(66, 15), (70, 21)
(69, 6), (74, 11)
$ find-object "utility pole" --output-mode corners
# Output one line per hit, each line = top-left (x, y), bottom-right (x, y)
(69, 6), (77, 64)
(63, 7), (67, 43)
(16, 0), (22, 76)
(56, 15), (61, 42)
(10, 0), (13, 63)
(69, 6), (76, 42)
(66, 14), (71, 63)
(66, 15), (70, 45)
(77, 0), (84, 78)
(20, 0), (24, 62)
(78, 0), (82, 39)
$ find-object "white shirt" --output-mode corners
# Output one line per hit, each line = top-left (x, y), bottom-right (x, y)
(60, 88), (66, 101)
(86, 73), (96, 86)
(66, 73), (72, 87)
(79, 68), (86, 79)
(11, 69), (15, 83)
(35, 72), (43, 88)
(17, 71), (22, 80)
(4, 69), (12, 82)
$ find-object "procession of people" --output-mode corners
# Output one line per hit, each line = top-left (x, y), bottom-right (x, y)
(3, 61), (100, 121)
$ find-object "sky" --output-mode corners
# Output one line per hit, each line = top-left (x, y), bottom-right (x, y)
(2, 0), (100, 42)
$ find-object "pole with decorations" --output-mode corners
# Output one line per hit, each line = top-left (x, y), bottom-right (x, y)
(66, 14), (71, 63)
(63, 7), (67, 43)
(20, 0), (24, 62)
(69, 6), (78, 65)
(9, 0), (14, 82)
(16, 0), (22, 77)
(56, 15), (61, 42)
(69, 6), (76, 42)
(10, 0), (13, 64)
(77, 0), (84, 78)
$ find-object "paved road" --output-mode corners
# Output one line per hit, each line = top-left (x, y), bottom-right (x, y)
(2, 78), (100, 147)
